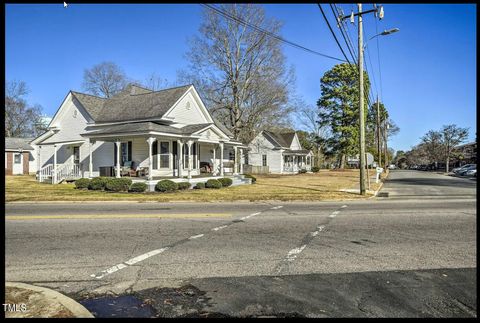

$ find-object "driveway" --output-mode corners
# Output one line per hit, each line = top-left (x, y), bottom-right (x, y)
(379, 170), (476, 199)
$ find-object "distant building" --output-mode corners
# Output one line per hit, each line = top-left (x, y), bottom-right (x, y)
(5, 137), (36, 175)
(453, 141), (477, 166)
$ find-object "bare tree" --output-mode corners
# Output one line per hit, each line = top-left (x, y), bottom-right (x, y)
(141, 72), (171, 91)
(5, 80), (47, 138)
(421, 130), (444, 168)
(440, 124), (469, 172)
(82, 62), (128, 98)
(178, 4), (295, 143)
(295, 100), (331, 167)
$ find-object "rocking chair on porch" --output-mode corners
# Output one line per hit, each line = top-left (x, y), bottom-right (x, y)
(120, 161), (137, 177)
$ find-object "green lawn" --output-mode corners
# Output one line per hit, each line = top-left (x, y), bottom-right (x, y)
(5, 170), (383, 202)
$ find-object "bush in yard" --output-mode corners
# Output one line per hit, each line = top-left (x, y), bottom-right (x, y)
(105, 178), (132, 192)
(75, 178), (90, 189)
(244, 174), (256, 183)
(129, 182), (147, 193)
(311, 166), (320, 173)
(299, 169), (307, 174)
(155, 180), (178, 192)
(218, 178), (233, 187)
(177, 182), (191, 190)
(205, 179), (222, 189)
(194, 182), (205, 189)
(88, 177), (110, 190)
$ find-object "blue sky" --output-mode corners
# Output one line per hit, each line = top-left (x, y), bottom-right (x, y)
(5, 4), (476, 152)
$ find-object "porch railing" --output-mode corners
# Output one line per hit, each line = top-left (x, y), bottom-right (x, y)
(39, 164), (54, 183)
(38, 163), (81, 184)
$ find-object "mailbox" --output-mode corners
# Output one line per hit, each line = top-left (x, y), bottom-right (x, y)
(376, 167), (383, 173)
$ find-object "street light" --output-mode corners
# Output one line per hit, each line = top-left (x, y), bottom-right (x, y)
(364, 28), (400, 50)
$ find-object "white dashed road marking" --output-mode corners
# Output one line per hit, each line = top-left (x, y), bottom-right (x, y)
(124, 248), (169, 265)
(285, 245), (307, 262)
(91, 207), (268, 279)
(189, 234), (204, 240)
(212, 225), (228, 231)
(271, 206), (283, 210)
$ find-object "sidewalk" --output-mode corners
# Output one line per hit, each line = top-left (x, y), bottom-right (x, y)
(4, 282), (94, 318)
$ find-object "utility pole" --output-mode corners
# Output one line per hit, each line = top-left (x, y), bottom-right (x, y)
(384, 119), (389, 168)
(376, 94), (381, 168)
(358, 3), (366, 195)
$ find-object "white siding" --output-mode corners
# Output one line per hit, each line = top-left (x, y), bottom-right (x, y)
(43, 95), (90, 144)
(163, 92), (209, 125)
(290, 133), (302, 150)
(248, 133), (283, 173)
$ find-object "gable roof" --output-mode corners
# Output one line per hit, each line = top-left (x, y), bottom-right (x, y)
(71, 92), (106, 121)
(70, 84), (193, 123)
(5, 137), (34, 151)
(263, 131), (297, 148)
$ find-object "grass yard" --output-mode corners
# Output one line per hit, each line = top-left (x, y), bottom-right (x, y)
(5, 170), (384, 202)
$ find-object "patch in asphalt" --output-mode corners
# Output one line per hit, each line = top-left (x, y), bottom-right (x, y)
(77, 267), (476, 318)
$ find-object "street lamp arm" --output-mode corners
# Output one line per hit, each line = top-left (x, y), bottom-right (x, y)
(363, 28), (400, 50)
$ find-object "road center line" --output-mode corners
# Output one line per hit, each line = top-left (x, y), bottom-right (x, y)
(285, 245), (307, 262)
(124, 248), (169, 265)
(189, 234), (204, 240)
(271, 206), (283, 210)
(212, 225), (228, 231)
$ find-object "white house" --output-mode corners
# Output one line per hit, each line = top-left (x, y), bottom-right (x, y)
(32, 84), (250, 187)
(247, 130), (314, 174)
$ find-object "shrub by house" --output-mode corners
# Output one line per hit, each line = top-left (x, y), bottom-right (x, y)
(155, 180), (178, 192)
(205, 179), (222, 189)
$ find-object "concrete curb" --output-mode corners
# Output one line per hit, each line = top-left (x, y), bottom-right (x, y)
(5, 282), (94, 318)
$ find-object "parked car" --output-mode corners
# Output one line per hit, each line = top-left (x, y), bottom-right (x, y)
(452, 164), (476, 174)
(388, 164), (396, 170)
(457, 165), (476, 176)
(465, 169), (477, 177)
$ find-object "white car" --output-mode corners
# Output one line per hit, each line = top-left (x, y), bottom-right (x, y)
(465, 169), (476, 177)
(452, 164), (475, 174)
(388, 164), (396, 170)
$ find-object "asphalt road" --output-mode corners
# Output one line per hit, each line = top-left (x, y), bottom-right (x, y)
(5, 170), (477, 317)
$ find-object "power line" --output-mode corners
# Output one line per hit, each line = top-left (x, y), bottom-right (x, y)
(318, 3), (374, 108)
(201, 4), (346, 63)
(317, 4), (352, 64)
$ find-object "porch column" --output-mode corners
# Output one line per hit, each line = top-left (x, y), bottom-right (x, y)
(37, 145), (41, 178)
(177, 140), (183, 178)
(147, 137), (155, 181)
(280, 150), (284, 174)
(239, 148), (244, 174)
(53, 144), (57, 184)
(219, 142), (224, 176)
(212, 144), (217, 175)
(115, 140), (121, 178)
(187, 140), (193, 180)
(233, 146), (238, 175)
(88, 139), (93, 178)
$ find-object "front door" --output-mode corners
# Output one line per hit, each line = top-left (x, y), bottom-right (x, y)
(12, 152), (23, 175)
(73, 146), (80, 165)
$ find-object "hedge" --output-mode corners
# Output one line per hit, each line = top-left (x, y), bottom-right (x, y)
(205, 179), (222, 189)
(311, 166), (320, 173)
(155, 180), (178, 192)
(194, 182), (205, 189)
(105, 178), (132, 192)
(218, 178), (232, 187)
(244, 174), (256, 184)
(129, 182), (148, 193)
(299, 169), (307, 174)
(74, 178), (90, 189)
(177, 182), (191, 190)
(88, 177), (110, 190)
